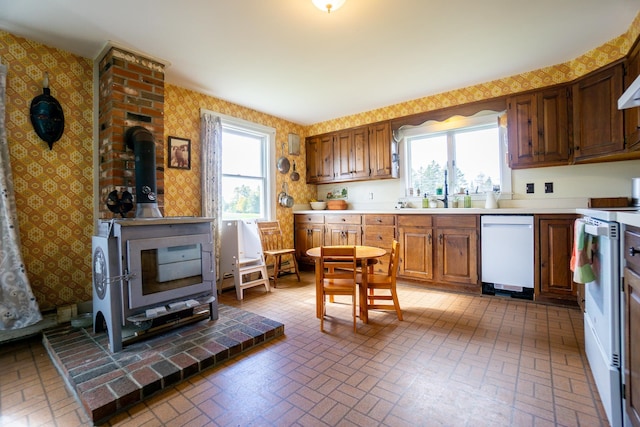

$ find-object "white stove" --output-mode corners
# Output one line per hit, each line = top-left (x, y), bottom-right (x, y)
(576, 207), (636, 427)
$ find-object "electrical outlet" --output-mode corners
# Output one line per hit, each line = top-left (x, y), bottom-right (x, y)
(526, 183), (534, 194)
(545, 182), (554, 193)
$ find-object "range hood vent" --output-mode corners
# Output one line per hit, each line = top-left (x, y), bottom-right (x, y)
(618, 74), (640, 109)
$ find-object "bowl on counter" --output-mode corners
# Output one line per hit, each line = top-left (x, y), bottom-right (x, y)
(310, 201), (327, 210)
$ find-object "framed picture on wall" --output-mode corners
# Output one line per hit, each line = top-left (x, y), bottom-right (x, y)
(168, 136), (191, 169)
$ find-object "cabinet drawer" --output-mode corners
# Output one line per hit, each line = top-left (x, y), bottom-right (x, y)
(434, 215), (478, 228)
(324, 214), (362, 225)
(295, 214), (324, 224)
(363, 226), (395, 247)
(364, 214), (396, 226)
(398, 215), (432, 227)
(625, 228), (640, 272)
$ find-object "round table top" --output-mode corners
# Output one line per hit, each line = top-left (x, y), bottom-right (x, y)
(306, 245), (386, 259)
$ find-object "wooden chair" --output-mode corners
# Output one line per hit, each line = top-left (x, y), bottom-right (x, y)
(358, 240), (403, 320)
(256, 221), (300, 287)
(319, 246), (358, 332)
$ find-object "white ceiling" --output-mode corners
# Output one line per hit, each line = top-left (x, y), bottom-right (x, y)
(1, 0), (639, 125)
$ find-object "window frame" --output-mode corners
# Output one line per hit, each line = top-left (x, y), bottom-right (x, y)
(401, 111), (511, 199)
(214, 112), (276, 221)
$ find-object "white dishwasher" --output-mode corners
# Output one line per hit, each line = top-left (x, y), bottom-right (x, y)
(481, 215), (534, 299)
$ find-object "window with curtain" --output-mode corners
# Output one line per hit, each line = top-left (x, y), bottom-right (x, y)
(219, 117), (275, 220)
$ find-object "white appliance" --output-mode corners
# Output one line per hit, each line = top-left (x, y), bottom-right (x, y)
(619, 74), (640, 109)
(577, 208), (624, 427)
(481, 215), (534, 297)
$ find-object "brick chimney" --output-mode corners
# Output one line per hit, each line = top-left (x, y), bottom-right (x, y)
(97, 46), (165, 219)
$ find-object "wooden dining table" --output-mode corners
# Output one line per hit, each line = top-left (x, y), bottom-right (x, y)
(306, 245), (386, 324)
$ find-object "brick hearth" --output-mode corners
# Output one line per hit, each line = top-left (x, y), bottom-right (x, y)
(42, 305), (284, 425)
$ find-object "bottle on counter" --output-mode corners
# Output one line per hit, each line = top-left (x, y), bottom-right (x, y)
(422, 193), (429, 208)
(464, 190), (471, 208)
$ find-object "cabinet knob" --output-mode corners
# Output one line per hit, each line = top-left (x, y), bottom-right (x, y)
(630, 247), (640, 257)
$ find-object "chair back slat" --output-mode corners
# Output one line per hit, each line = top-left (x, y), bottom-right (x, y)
(257, 221), (284, 252)
(320, 246), (357, 281)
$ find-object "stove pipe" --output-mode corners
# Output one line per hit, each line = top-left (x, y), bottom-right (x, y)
(125, 126), (163, 218)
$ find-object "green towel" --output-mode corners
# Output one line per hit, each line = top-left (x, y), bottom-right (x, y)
(571, 219), (596, 284)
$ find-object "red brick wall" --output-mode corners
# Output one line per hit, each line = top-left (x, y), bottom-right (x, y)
(97, 47), (165, 218)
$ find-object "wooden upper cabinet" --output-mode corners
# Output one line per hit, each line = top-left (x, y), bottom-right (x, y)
(507, 86), (570, 168)
(572, 63), (625, 161)
(333, 126), (370, 181)
(305, 120), (398, 184)
(369, 121), (398, 179)
(625, 41), (640, 151)
(305, 134), (333, 183)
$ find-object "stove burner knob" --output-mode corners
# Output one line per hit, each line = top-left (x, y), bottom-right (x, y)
(629, 247), (640, 257)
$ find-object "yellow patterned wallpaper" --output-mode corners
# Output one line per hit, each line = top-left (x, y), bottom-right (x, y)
(164, 85), (312, 247)
(0, 12), (638, 310)
(0, 31), (94, 310)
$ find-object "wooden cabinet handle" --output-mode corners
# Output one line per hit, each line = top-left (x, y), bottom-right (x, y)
(630, 247), (640, 256)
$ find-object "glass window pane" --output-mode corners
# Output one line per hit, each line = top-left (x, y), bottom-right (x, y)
(221, 176), (264, 220)
(222, 129), (264, 177)
(454, 126), (500, 193)
(409, 134), (447, 196)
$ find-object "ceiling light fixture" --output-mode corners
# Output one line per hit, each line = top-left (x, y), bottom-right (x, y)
(312, 0), (346, 13)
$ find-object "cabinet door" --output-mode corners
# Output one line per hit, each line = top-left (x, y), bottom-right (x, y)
(538, 218), (575, 298)
(324, 224), (362, 246)
(538, 87), (570, 164)
(398, 226), (433, 280)
(625, 267), (640, 427)
(369, 121), (397, 178)
(294, 224), (323, 263)
(305, 136), (320, 183)
(333, 131), (353, 181)
(305, 134), (334, 183)
(507, 88), (569, 168)
(435, 227), (478, 285)
(351, 126), (370, 179)
(317, 134), (334, 182)
(507, 93), (537, 168)
(333, 127), (370, 181)
(573, 64), (624, 160)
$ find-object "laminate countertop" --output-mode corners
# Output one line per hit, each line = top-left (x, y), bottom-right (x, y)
(294, 208), (579, 215)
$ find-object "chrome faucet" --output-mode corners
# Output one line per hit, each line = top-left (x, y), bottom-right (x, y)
(438, 169), (449, 208)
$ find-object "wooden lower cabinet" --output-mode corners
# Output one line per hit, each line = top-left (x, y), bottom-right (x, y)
(624, 226), (640, 427)
(294, 214), (324, 264)
(535, 214), (578, 305)
(362, 214), (396, 274)
(435, 215), (479, 287)
(324, 214), (362, 246)
(398, 215), (433, 280)
(398, 214), (479, 291)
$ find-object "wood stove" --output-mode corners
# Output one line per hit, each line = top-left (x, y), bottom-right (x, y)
(92, 217), (217, 352)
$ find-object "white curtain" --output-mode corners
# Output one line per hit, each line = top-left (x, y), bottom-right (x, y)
(0, 60), (42, 329)
(201, 112), (223, 283)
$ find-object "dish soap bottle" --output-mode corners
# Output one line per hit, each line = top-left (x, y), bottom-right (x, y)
(422, 193), (429, 208)
(464, 190), (471, 208)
